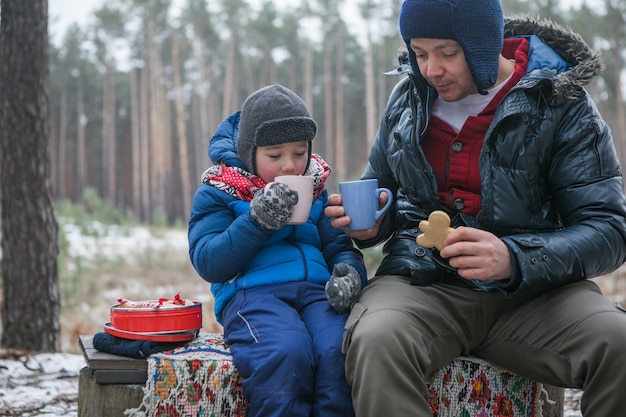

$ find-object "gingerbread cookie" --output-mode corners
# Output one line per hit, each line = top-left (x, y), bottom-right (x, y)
(416, 211), (454, 251)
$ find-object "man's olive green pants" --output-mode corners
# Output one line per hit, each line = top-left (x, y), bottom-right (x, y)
(343, 275), (626, 416)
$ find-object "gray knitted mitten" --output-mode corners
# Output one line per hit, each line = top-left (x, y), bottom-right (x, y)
(250, 182), (299, 230)
(325, 263), (362, 313)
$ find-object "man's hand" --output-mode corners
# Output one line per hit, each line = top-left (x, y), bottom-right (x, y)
(439, 227), (512, 281)
(325, 193), (386, 240)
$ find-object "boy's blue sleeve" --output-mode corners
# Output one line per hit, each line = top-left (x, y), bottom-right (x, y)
(317, 190), (368, 286)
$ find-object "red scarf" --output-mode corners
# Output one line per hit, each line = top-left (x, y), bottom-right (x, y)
(201, 154), (331, 202)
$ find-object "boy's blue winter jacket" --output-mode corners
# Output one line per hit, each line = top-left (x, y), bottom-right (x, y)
(188, 111), (366, 323)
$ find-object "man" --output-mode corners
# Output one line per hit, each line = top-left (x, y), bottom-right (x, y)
(325, 0), (626, 415)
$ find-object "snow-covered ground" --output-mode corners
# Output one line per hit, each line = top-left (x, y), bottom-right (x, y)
(61, 222), (190, 260)
(0, 351), (85, 416)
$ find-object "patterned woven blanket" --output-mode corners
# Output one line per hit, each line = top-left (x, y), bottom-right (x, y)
(427, 356), (544, 417)
(125, 333), (546, 417)
(125, 333), (247, 417)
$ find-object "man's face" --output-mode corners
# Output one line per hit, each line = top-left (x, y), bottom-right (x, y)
(409, 38), (477, 101)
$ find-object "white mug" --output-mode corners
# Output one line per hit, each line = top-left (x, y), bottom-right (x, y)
(274, 175), (314, 224)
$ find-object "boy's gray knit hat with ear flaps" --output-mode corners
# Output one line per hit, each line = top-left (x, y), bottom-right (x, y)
(237, 84), (317, 175)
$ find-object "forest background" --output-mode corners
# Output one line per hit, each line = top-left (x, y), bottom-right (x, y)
(2, 0), (626, 355)
(42, 0), (626, 226)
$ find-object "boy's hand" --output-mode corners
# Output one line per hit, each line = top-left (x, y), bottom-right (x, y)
(325, 263), (362, 313)
(250, 182), (298, 230)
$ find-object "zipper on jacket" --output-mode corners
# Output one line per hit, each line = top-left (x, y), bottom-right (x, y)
(412, 84), (444, 205)
(286, 235), (309, 281)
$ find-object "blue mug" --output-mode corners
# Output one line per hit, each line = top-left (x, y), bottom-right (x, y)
(339, 179), (393, 230)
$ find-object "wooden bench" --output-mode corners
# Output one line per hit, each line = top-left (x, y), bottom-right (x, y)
(78, 335), (145, 417)
(78, 333), (565, 416)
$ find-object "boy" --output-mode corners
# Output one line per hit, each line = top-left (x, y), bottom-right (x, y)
(188, 84), (365, 417)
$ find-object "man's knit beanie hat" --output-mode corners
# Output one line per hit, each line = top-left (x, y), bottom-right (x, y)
(399, 0), (504, 94)
(237, 84), (317, 175)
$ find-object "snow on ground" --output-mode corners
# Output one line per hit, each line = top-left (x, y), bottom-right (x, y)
(0, 351), (84, 416)
(61, 222), (189, 260)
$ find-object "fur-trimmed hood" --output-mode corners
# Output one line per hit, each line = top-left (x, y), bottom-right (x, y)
(504, 16), (604, 106)
(392, 16), (604, 107)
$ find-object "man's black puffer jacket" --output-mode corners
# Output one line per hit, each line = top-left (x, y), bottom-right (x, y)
(358, 17), (626, 297)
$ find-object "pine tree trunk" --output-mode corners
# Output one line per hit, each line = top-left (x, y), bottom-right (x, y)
(196, 43), (210, 176)
(334, 29), (346, 182)
(223, 7), (238, 118)
(139, 26), (151, 223)
(58, 88), (68, 199)
(171, 29), (192, 221)
(103, 65), (117, 204)
(76, 70), (86, 201)
(130, 68), (142, 219)
(0, 0), (60, 352)
(365, 33), (377, 149)
(304, 40), (314, 117)
(323, 34), (334, 163)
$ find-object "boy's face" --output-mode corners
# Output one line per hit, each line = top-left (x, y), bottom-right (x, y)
(255, 140), (309, 183)
(409, 38), (477, 101)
